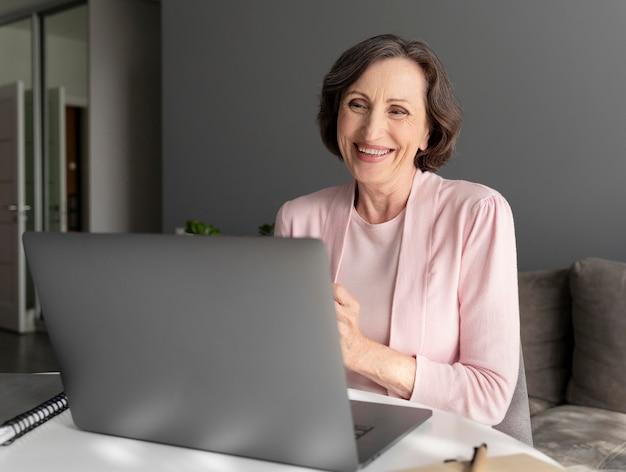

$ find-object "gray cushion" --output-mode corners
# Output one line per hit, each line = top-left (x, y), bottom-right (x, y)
(518, 269), (573, 414)
(528, 397), (556, 418)
(494, 347), (533, 446)
(532, 404), (626, 470)
(567, 258), (626, 413)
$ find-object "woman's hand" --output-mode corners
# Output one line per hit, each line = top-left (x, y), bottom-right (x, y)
(333, 283), (417, 399)
(333, 283), (368, 371)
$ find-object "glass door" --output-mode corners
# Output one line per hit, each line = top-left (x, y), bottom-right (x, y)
(0, 18), (35, 332)
(0, 2), (88, 332)
(43, 4), (88, 233)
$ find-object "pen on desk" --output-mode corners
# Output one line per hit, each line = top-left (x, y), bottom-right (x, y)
(470, 443), (488, 472)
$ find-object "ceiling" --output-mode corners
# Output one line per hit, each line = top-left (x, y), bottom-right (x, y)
(0, 0), (160, 18)
(0, 0), (86, 41)
(0, 0), (68, 19)
(0, 0), (159, 40)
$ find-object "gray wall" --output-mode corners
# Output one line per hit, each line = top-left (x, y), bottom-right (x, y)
(89, 0), (161, 232)
(162, 0), (626, 271)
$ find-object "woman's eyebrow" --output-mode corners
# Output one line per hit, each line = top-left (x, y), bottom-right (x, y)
(345, 90), (412, 104)
(345, 90), (367, 99)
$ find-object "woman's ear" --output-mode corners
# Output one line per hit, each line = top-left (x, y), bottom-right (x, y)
(418, 128), (431, 151)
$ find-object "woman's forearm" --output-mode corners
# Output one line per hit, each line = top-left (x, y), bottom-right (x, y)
(347, 338), (417, 399)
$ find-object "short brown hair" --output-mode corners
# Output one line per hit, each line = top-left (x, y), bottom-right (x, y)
(317, 34), (462, 172)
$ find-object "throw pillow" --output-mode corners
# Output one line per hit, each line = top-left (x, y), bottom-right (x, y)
(567, 257), (626, 413)
(518, 269), (573, 414)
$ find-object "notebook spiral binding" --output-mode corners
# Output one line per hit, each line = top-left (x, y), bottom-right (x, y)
(1, 392), (69, 445)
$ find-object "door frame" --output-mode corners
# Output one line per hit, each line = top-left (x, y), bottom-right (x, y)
(0, 81), (34, 333)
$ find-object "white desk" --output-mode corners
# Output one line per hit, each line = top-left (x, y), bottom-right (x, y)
(0, 383), (561, 471)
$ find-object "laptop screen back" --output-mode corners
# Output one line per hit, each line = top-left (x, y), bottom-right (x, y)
(23, 232), (360, 471)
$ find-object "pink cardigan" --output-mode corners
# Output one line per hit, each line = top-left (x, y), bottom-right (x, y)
(274, 169), (520, 425)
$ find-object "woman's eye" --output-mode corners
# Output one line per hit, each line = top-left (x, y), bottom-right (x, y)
(348, 100), (367, 111)
(389, 107), (408, 117)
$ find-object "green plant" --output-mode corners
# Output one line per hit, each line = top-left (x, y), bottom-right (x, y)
(184, 220), (274, 236)
(185, 219), (221, 235)
(258, 223), (275, 236)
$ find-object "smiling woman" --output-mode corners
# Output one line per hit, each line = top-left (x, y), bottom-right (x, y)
(336, 58), (431, 223)
(317, 34), (462, 174)
(274, 34), (524, 435)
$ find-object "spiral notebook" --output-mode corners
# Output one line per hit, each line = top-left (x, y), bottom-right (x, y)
(0, 391), (68, 445)
(0, 372), (68, 446)
(22, 232), (432, 472)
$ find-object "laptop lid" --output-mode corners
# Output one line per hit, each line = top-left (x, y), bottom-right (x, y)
(23, 232), (430, 471)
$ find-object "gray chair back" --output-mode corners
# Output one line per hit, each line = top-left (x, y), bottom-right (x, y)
(494, 346), (533, 446)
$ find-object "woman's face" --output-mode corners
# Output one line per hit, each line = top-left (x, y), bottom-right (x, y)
(337, 57), (431, 190)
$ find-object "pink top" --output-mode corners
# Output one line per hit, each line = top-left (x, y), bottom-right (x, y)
(339, 207), (404, 395)
(274, 170), (520, 425)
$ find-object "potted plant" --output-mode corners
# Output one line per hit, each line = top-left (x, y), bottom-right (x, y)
(183, 220), (274, 236)
(184, 219), (221, 235)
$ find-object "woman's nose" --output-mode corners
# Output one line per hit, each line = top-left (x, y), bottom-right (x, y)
(362, 109), (386, 141)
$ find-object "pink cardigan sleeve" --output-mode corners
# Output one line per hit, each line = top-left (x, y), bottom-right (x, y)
(409, 193), (520, 425)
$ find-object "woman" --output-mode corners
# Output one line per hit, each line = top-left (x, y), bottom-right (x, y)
(274, 34), (519, 426)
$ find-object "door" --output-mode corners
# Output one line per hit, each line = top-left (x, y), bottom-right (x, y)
(46, 87), (67, 233)
(0, 81), (33, 333)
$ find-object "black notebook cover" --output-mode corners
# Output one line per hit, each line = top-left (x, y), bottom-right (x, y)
(0, 373), (64, 424)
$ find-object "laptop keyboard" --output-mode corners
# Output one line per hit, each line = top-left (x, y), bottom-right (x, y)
(354, 424), (374, 440)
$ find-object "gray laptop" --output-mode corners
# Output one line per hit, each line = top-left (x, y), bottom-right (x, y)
(23, 232), (431, 472)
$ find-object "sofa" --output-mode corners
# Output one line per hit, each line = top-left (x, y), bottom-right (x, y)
(519, 257), (626, 471)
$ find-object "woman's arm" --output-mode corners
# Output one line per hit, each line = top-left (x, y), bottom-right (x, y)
(409, 194), (520, 425)
(334, 283), (417, 399)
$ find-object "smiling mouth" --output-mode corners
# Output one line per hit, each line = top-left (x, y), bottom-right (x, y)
(355, 145), (393, 160)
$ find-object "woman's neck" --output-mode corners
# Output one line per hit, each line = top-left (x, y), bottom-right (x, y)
(354, 172), (414, 225)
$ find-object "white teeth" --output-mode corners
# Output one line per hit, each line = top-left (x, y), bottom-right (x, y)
(358, 147), (389, 156)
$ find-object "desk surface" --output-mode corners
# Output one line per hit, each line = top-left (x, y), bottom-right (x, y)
(0, 373), (561, 471)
